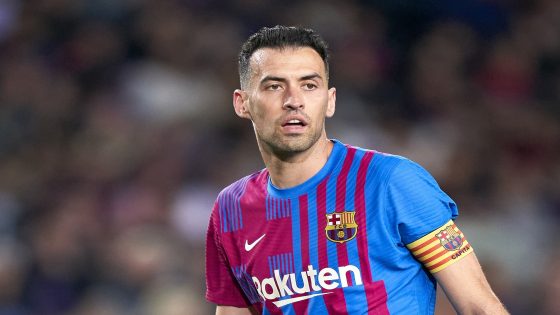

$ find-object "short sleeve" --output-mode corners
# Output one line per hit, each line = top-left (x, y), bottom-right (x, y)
(386, 159), (458, 245)
(386, 159), (473, 273)
(205, 203), (251, 307)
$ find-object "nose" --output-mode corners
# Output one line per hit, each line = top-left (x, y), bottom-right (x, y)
(282, 85), (304, 110)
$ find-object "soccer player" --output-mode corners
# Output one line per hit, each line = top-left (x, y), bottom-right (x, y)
(206, 25), (508, 314)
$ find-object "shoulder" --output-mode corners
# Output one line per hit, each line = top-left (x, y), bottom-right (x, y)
(344, 145), (442, 198)
(216, 169), (268, 201)
(343, 143), (420, 183)
(357, 147), (432, 183)
(210, 170), (268, 233)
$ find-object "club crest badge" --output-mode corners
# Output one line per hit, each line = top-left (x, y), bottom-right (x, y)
(436, 225), (463, 251)
(325, 211), (357, 243)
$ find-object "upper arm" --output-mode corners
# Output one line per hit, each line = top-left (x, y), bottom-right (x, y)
(385, 159), (458, 245)
(216, 306), (258, 315)
(206, 204), (253, 307)
(385, 160), (508, 314)
(434, 251), (509, 315)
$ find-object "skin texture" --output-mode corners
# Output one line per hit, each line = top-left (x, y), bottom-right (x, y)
(219, 46), (509, 315)
(434, 253), (509, 315)
(233, 47), (336, 189)
(216, 306), (258, 315)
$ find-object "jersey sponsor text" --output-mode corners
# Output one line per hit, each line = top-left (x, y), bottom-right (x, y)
(252, 264), (362, 306)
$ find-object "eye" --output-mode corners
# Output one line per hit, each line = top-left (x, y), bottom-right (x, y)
(303, 83), (317, 90)
(267, 84), (282, 91)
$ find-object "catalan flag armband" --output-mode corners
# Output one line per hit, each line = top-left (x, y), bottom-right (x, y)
(406, 220), (473, 273)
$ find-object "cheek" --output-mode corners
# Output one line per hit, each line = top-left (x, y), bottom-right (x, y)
(308, 94), (330, 116)
(250, 105), (269, 123)
(251, 96), (279, 121)
(248, 107), (273, 133)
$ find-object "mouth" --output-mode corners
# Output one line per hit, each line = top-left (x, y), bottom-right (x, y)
(280, 116), (309, 134)
(282, 119), (307, 127)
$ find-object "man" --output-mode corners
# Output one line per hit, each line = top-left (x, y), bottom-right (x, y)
(206, 25), (508, 315)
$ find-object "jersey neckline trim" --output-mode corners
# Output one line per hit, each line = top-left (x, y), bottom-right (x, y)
(266, 139), (346, 199)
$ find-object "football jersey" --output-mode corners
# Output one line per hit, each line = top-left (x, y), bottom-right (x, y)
(206, 140), (472, 314)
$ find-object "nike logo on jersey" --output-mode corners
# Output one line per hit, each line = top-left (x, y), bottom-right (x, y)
(245, 234), (266, 251)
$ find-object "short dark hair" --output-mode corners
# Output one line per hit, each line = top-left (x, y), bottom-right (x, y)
(238, 25), (330, 88)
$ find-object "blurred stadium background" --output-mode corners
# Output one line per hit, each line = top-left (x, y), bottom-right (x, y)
(0, 0), (559, 314)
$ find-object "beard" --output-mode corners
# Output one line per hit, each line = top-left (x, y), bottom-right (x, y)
(255, 120), (325, 159)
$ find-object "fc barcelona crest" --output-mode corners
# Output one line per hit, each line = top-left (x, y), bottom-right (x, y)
(436, 225), (463, 251)
(325, 211), (357, 243)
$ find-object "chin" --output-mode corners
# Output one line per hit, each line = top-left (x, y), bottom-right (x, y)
(265, 134), (319, 155)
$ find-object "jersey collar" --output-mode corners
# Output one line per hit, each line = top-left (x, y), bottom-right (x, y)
(267, 139), (345, 199)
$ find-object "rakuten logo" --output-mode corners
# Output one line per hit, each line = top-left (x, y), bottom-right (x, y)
(252, 265), (362, 307)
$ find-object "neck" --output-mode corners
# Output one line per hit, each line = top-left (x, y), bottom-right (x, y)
(260, 136), (334, 189)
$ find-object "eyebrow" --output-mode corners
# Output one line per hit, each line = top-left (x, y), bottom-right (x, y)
(260, 73), (323, 85)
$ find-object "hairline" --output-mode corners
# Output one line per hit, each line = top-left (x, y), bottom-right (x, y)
(241, 45), (330, 90)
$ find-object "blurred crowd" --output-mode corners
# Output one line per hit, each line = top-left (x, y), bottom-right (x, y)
(0, 0), (559, 314)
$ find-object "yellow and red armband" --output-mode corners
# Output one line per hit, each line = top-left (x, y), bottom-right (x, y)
(406, 220), (473, 273)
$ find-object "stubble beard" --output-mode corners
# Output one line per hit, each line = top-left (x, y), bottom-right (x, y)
(256, 121), (324, 159)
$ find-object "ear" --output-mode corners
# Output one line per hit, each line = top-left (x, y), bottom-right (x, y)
(326, 87), (336, 118)
(233, 89), (252, 119)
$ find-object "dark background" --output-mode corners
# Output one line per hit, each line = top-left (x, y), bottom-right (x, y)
(0, 0), (559, 314)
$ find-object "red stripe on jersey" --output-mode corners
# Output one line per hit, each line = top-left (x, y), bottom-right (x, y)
(335, 148), (356, 285)
(336, 147), (355, 210)
(299, 194), (310, 269)
(354, 151), (390, 314)
(317, 179), (349, 314)
(316, 180), (329, 268)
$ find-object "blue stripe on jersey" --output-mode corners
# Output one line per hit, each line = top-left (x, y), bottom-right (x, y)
(364, 154), (401, 314)
(220, 199), (228, 233)
(290, 197), (303, 290)
(307, 189), (329, 313)
(218, 175), (251, 232)
(231, 181), (243, 230)
(267, 253), (296, 314)
(266, 197), (270, 220)
(325, 162), (348, 307)
(230, 194), (237, 231)
(267, 252), (297, 313)
(268, 253), (294, 277)
(268, 196), (273, 220)
(285, 253), (292, 274)
(325, 174), (339, 271)
(266, 196), (292, 221)
(231, 264), (261, 304)
(342, 149), (369, 308)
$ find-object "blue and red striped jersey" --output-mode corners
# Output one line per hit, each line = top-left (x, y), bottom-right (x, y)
(206, 140), (472, 314)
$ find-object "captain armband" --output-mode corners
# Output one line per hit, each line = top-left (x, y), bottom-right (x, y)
(406, 220), (473, 273)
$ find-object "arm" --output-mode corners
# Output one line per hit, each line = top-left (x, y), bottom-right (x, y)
(216, 305), (259, 315)
(207, 207), (256, 312)
(434, 251), (509, 315)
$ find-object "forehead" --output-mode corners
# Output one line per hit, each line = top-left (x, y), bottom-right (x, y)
(249, 47), (326, 80)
